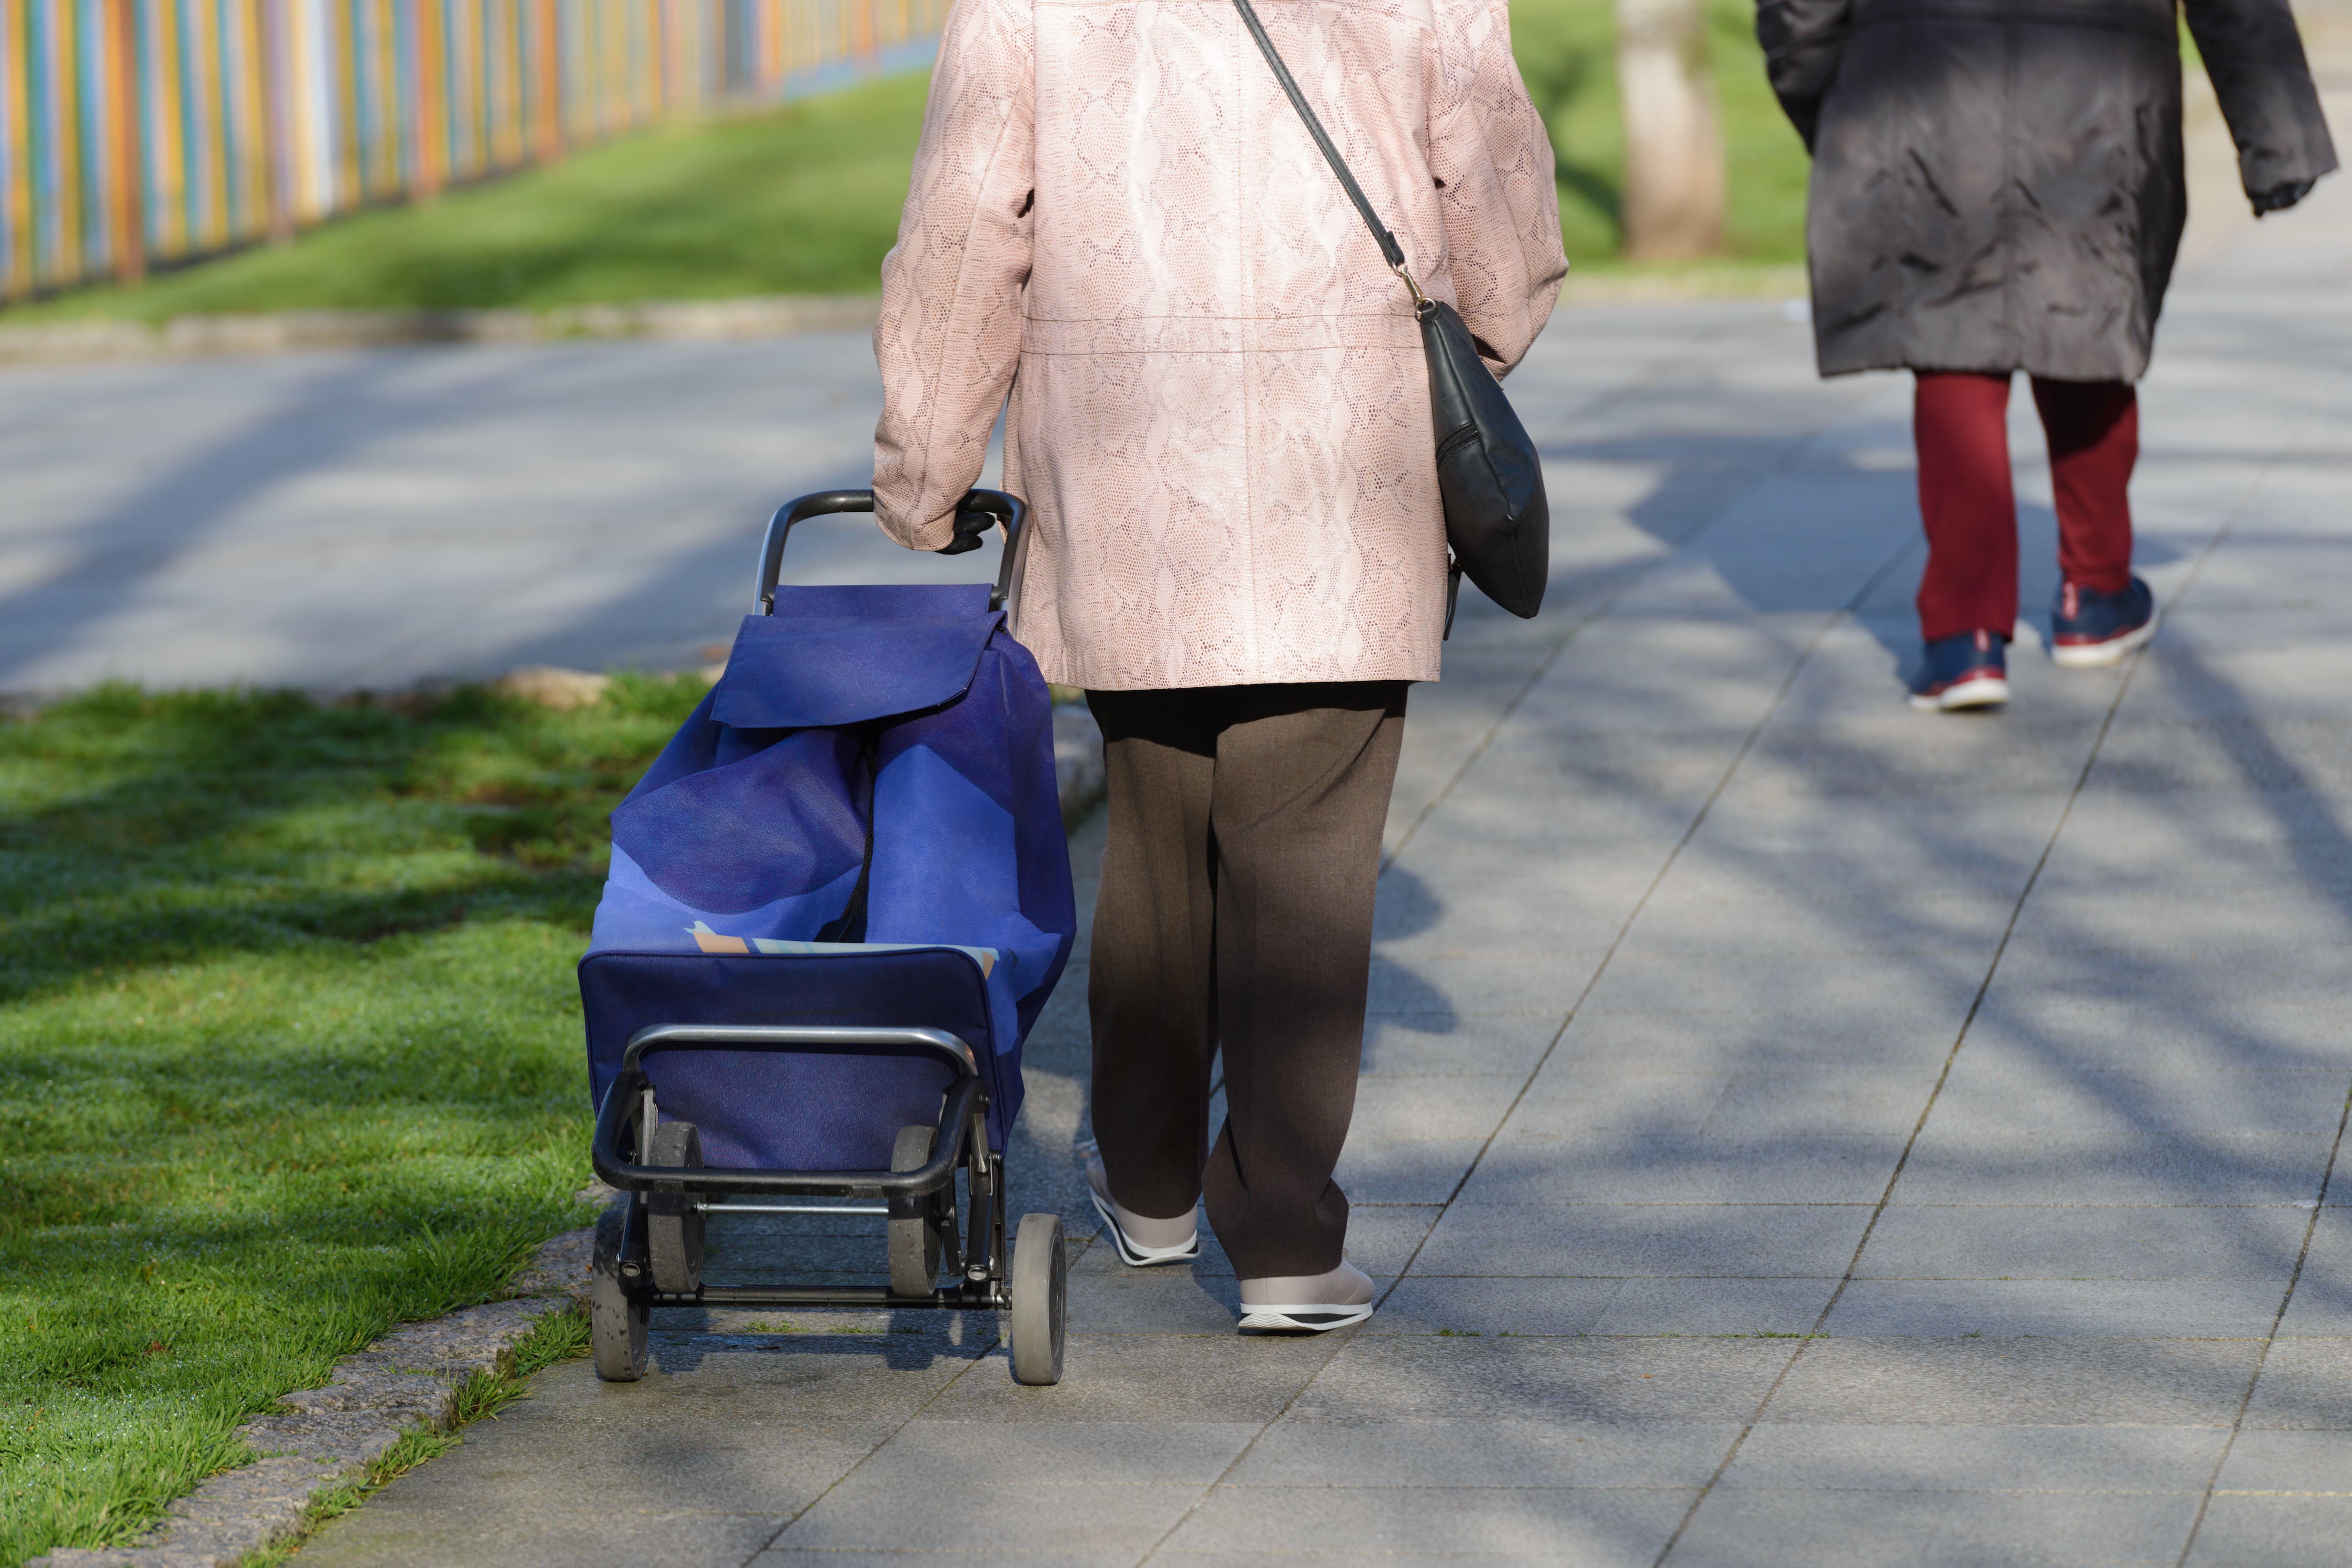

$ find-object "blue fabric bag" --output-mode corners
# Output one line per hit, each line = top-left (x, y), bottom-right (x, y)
(578, 582), (1076, 1171)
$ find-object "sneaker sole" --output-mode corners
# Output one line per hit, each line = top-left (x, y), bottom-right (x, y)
(2052, 613), (2159, 668)
(1085, 1185), (1200, 1268)
(1909, 675), (2011, 711)
(1237, 1304), (1375, 1334)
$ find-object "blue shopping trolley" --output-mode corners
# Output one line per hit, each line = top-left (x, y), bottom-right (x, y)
(579, 489), (1077, 1385)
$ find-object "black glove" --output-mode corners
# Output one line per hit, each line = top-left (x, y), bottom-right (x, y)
(935, 507), (993, 555)
(2251, 179), (2316, 216)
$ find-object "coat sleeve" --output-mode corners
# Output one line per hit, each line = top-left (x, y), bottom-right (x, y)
(1755, 0), (1851, 152)
(871, 0), (1036, 551)
(2182, 0), (2338, 204)
(1427, 0), (1568, 379)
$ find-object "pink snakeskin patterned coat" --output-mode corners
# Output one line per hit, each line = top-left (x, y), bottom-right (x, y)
(872, 0), (1566, 689)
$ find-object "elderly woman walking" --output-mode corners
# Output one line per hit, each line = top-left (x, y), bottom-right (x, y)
(1761, 0), (2336, 710)
(872, 0), (1564, 1329)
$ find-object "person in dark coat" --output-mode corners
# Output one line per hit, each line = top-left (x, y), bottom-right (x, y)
(1759, 0), (2337, 708)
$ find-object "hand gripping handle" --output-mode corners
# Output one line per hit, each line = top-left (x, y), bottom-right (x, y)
(756, 489), (1029, 614)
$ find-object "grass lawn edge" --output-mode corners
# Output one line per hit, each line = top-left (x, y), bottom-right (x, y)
(28, 1238), (596, 1568)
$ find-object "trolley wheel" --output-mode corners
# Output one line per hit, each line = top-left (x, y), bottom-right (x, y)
(646, 1120), (704, 1296)
(1008, 1212), (1067, 1386)
(888, 1124), (943, 1298)
(591, 1194), (650, 1382)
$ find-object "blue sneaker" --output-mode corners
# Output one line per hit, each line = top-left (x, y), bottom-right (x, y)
(2052, 576), (2158, 668)
(1909, 629), (2010, 711)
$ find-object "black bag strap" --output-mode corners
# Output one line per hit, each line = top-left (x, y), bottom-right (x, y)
(1231, 0), (1430, 308)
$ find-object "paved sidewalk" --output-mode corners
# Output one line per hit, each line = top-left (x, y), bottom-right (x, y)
(10, 44), (2349, 1566)
(0, 328), (990, 695)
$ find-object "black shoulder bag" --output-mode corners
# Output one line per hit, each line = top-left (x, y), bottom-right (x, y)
(1232, 0), (1548, 627)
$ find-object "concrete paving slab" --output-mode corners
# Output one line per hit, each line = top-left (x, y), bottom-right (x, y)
(1398, 784), (1707, 852)
(1293, 1337), (1793, 1423)
(1332, 1135), (1495, 1202)
(2086, 715), (2352, 796)
(1469, 730), (1747, 804)
(1364, 953), (1608, 1016)
(1578, 951), (1988, 1018)
(755, 1554), (1132, 1568)
(774, 1476), (1205, 1553)
(1374, 850), (1669, 954)
(1465, 1134), (1907, 1205)
(1064, 1269), (1251, 1335)
(1359, 1014), (1564, 1079)
(1823, 1279), (2289, 1338)
(1543, 1009), (1966, 1075)
(1587, 1278), (1843, 1337)
(1671, 1486), (2199, 1567)
(1724, 717), (2102, 800)
(833, 1419), (1263, 1483)
(1923, 1064), (2352, 1138)
(1963, 998), (2352, 1074)
(1349, 1075), (1531, 1143)
(1363, 1276), (1629, 1336)
(1224, 1418), (1738, 1488)
(917, 1336), (1343, 1425)
(1854, 1203), (2316, 1281)
(2010, 889), (2352, 951)
(1617, 883), (2018, 956)
(2210, 1427), (2352, 1492)
(1362, 1273), (1836, 1338)
(1763, 1337), (2263, 1426)
(1410, 1203), (1869, 1278)
(2184, 1495), (2352, 1568)
(2273, 1211), (2352, 1334)
(1890, 1130), (2335, 1206)
(1159, 1484), (1696, 1561)
(2241, 1339), (2352, 1428)
(302, 1509), (792, 1568)
(1720, 1423), (2227, 1491)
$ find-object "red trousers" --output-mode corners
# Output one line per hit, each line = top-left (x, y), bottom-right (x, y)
(1914, 372), (2138, 644)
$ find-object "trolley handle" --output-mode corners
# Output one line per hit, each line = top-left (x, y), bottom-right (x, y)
(593, 1025), (987, 1199)
(756, 489), (1029, 615)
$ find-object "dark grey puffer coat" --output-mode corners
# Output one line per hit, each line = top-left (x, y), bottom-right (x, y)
(1759, 0), (2338, 380)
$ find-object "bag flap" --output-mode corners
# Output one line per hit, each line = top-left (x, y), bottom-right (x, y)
(712, 585), (1001, 730)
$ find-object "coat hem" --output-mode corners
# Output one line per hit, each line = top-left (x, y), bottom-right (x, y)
(1816, 352), (2152, 384)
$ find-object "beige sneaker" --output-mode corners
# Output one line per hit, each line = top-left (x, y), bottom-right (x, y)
(1237, 1258), (1376, 1333)
(1076, 1139), (1200, 1266)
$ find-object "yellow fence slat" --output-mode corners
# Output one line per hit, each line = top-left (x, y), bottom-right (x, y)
(0, 0), (936, 299)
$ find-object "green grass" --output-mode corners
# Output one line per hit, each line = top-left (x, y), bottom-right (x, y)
(2, 1), (1806, 327)
(0, 678), (708, 1567)
(2, 70), (931, 326)
(1513, 0), (1812, 265)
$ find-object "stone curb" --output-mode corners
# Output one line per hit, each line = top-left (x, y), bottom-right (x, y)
(30, 1228), (595, 1568)
(0, 294), (883, 367)
(0, 268), (1814, 370)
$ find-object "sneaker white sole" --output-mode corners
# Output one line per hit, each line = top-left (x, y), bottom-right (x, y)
(1909, 674), (2011, 711)
(1085, 1185), (1199, 1267)
(2051, 613), (2159, 668)
(1237, 1303), (1375, 1333)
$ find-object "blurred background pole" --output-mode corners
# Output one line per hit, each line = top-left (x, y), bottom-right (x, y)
(105, 0), (145, 281)
(261, 0), (295, 241)
(1613, 0), (1724, 260)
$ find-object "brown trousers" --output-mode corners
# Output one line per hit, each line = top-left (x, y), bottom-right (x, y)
(1084, 681), (1408, 1279)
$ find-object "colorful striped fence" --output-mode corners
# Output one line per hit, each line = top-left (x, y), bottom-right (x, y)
(0, 0), (944, 301)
